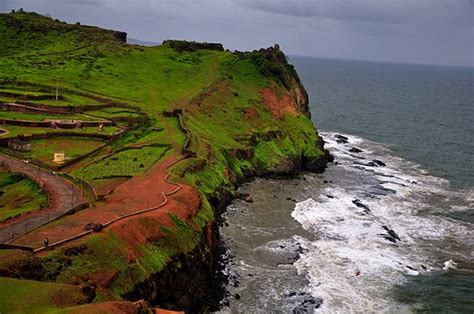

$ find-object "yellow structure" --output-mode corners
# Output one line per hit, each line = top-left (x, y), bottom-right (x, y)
(53, 152), (65, 164)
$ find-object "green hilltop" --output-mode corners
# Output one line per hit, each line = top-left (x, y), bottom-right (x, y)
(0, 10), (329, 312)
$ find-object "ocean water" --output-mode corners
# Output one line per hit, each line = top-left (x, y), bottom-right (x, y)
(217, 57), (473, 313)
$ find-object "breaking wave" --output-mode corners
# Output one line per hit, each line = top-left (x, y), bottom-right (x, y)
(291, 132), (474, 312)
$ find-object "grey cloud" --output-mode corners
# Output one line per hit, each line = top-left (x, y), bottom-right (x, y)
(233, 0), (473, 26)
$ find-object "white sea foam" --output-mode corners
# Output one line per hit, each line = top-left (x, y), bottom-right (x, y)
(291, 132), (474, 312)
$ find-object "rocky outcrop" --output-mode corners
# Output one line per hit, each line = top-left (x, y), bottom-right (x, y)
(163, 40), (224, 52)
(247, 45), (310, 116)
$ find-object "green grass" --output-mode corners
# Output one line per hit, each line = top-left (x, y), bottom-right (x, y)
(0, 125), (120, 138)
(22, 137), (105, 165)
(0, 109), (103, 121)
(0, 277), (88, 313)
(85, 108), (141, 119)
(71, 145), (170, 181)
(0, 170), (48, 222)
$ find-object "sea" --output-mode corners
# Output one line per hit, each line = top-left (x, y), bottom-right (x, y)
(217, 57), (474, 313)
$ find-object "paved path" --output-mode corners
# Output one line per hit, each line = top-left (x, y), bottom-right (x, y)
(0, 154), (87, 243)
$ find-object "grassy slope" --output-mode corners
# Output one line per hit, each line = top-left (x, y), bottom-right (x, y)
(0, 277), (89, 313)
(0, 170), (48, 222)
(0, 11), (325, 309)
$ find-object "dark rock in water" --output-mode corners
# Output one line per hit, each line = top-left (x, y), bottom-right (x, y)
(296, 245), (308, 254)
(323, 180), (329, 184)
(381, 225), (401, 243)
(363, 159), (386, 167)
(236, 192), (253, 203)
(326, 194), (334, 199)
(291, 294), (323, 313)
(352, 199), (371, 214)
(334, 161), (340, 165)
(405, 265), (416, 271)
(286, 197), (292, 200)
(421, 265), (427, 270)
(349, 147), (363, 153)
(235, 293), (241, 300)
(372, 159), (386, 167)
(248, 273), (253, 277)
(335, 134), (349, 144)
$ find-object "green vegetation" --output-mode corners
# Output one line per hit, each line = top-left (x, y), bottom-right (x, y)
(0, 125), (121, 138)
(0, 277), (89, 313)
(23, 137), (105, 165)
(71, 145), (170, 181)
(0, 110), (101, 121)
(0, 170), (48, 222)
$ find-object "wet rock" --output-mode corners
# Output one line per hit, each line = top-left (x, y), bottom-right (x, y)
(335, 134), (349, 144)
(381, 225), (401, 243)
(352, 199), (371, 214)
(296, 245), (308, 254)
(349, 147), (363, 153)
(236, 192), (253, 203)
(235, 293), (241, 300)
(326, 194), (334, 199)
(372, 159), (386, 167)
(291, 294), (323, 313)
(323, 180), (329, 184)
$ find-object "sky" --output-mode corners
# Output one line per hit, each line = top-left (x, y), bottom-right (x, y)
(1, 0), (473, 66)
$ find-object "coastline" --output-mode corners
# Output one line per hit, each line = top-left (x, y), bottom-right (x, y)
(122, 139), (332, 312)
(216, 131), (474, 312)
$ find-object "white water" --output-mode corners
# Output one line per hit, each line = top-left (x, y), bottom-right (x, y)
(291, 132), (474, 312)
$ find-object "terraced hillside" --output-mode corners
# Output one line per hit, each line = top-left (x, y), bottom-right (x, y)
(0, 11), (330, 312)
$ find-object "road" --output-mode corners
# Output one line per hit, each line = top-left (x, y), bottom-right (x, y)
(0, 154), (87, 243)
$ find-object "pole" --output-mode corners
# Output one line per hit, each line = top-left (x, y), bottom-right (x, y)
(55, 77), (59, 101)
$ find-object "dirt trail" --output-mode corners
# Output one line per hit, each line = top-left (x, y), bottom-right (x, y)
(0, 154), (87, 243)
(12, 122), (200, 249)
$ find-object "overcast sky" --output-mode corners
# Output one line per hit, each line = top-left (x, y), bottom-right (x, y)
(2, 0), (473, 66)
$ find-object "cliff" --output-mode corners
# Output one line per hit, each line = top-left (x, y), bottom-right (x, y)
(0, 12), (330, 313)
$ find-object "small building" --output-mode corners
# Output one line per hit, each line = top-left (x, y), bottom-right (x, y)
(8, 139), (31, 152)
(53, 152), (65, 164)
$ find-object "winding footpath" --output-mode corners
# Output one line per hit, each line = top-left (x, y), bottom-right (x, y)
(0, 154), (87, 243)
(11, 148), (199, 250)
